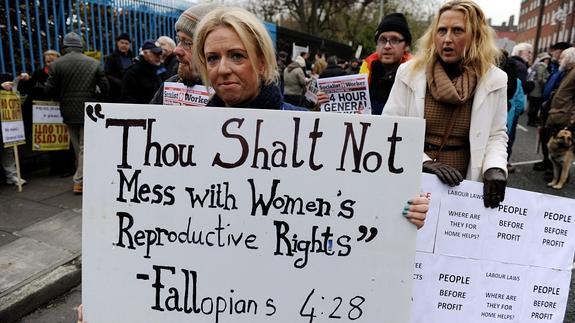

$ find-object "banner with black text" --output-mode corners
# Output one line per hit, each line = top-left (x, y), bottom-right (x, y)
(413, 174), (575, 323)
(83, 103), (425, 322)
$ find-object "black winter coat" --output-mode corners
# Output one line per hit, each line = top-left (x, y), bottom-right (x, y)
(319, 64), (348, 79)
(18, 66), (52, 136)
(44, 48), (109, 125)
(121, 56), (163, 104)
(160, 54), (179, 81)
(510, 56), (530, 93)
(104, 49), (134, 102)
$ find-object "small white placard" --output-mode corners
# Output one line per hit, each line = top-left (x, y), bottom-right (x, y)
(162, 82), (210, 107)
(318, 74), (371, 115)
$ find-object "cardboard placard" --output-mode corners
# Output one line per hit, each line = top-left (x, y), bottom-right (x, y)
(318, 74), (371, 115)
(162, 82), (211, 107)
(413, 174), (575, 323)
(32, 101), (70, 151)
(0, 90), (25, 147)
(83, 103), (425, 322)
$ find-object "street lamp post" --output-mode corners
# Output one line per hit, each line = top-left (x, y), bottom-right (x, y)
(533, 0), (545, 57)
(568, 0), (575, 42)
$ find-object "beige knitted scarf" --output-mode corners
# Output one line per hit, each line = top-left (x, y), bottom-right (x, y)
(426, 57), (478, 106)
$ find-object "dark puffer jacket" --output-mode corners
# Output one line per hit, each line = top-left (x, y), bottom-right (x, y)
(319, 64), (347, 79)
(160, 54), (179, 81)
(121, 56), (163, 104)
(44, 48), (109, 125)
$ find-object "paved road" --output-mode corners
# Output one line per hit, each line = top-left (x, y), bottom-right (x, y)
(504, 117), (575, 323)
(17, 285), (81, 323)
(18, 114), (575, 322)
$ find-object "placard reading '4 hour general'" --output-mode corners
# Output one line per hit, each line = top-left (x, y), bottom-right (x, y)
(82, 103), (425, 322)
(413, 175), (575, 323)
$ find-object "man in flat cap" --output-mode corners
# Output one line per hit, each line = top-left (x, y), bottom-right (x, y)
(104, 33), (134, 102)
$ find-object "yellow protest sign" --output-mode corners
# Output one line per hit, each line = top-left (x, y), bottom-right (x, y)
(32, 101), (70, 151)
(0, 90), (26, 147)
(84, 51), (101, 62)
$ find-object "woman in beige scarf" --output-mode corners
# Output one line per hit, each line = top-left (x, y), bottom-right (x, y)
(384, 0), (508, 208)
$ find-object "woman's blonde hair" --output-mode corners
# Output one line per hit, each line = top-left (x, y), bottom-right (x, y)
(193, 7), (278, 87)
(410, 0), (499, 78)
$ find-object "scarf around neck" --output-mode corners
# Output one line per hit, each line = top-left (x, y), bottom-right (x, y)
(207, 82), (283, 110)
(426, 57), (478, 106)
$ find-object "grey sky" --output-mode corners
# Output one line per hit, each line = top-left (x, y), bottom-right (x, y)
(204, 0), (523, 27)
(474, 0), (522, 25)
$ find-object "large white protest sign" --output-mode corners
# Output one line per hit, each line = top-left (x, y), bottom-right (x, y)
(319, 74), (371, 115)
(412, 174), (575, 323)
(162, 82), (211, 107)
(83, 103), (425, 322)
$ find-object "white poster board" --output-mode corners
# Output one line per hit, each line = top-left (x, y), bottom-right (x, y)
(83, 103), (426, 322)
(162, 82), (211, 107)
(292, 43), (309, 61)
(412, 174), (575, 323)
(318, 74), (372, 115)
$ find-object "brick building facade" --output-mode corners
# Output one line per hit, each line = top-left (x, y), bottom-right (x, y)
(517, 0), (575, 53)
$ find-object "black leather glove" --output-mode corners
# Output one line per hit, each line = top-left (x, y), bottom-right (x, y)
(422, 161), (464, 187)
(483, 167), (507, 208)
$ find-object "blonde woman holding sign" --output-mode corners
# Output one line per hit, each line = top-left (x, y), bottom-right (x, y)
(192, 7), (428, 228)
(384, 0), (508, 209)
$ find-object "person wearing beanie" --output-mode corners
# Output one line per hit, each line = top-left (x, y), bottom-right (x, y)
(44, 32), (109, 194)
(359, 12), (412, 115)
(63, 32), (83, 48)
(104, 32), (135, 102)
(150, 3), (219, 105)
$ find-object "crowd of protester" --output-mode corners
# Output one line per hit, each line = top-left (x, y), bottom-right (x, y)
(1, 0), (574, 201)
(0, 0), (572, 320)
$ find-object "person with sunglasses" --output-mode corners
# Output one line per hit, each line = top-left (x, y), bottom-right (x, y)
(359, 13), (412, 115)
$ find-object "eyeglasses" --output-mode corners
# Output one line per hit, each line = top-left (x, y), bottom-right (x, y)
(377, 37), (405, 46)
(177, 39), (193, 50)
